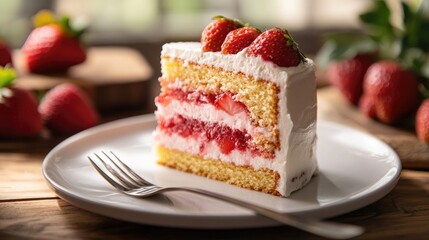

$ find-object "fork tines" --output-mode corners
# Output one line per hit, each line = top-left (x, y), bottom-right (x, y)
(88, 151), (150, 191)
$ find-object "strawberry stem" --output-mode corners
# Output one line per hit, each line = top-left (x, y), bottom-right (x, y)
(283, 29), (307, 63)
(212, 15), (244, 28)
(32, 10), (85, 38)
(0, 66), (16, 88)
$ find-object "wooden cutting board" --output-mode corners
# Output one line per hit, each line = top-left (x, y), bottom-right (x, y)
(13, 47), (154, 111)
(318, 87), (429, 169)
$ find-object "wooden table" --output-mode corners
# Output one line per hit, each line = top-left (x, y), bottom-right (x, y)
(1, 88), (429, 240)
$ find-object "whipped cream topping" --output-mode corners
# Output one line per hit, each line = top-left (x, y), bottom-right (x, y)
(161, 42), (315, 85)
(158, 42), (317, 196)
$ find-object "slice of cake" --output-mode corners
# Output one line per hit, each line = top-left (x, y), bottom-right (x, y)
(154, 17), (317, 197)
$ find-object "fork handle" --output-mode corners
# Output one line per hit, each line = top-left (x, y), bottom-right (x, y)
(171, 187), (363, 239)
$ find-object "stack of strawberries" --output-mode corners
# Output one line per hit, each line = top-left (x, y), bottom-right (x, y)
(318, 1), (429, 142)
(0, 10), (98, 139)
(200, 16), (306, 68)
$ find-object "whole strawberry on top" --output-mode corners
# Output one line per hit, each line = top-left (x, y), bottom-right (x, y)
(201, 16), (243, 52)
(0, 39), (12, 67)
(21, 10), (86, 73)
(360, 61), (421, 124)
(0, 67), (42, 138)
(221, 26), (261, 54)
(246, 28), (306, 67)
(39, 83), (99, 135)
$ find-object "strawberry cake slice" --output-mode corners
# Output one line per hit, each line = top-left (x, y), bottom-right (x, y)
(154, 17), (317, 197)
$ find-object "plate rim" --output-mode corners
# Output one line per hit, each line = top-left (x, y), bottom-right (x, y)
(42, 114), (401, 229)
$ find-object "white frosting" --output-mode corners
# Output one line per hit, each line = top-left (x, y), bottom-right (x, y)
(157, 42), (317, 196)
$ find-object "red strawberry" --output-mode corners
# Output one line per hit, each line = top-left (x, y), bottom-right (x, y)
(360, 61), (421, 123)
(22, 25), (86, 73)
(416, 99), (429, 142)
(0, 67), (42, 138)
(39, 83), (99, 135)
(246, 28), (305, 67)
(0, 40), (12, 67)
(327, 54), (374, 105)
(21, 11), (86, 73)
(359, 94), (377, 119)
(217, 135), (235, 155)
(221, 26), (261, 54)
(214, 93), (247, 116)
(201, 16), (243, 52)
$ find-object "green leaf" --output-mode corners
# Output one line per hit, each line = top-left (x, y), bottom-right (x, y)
(359, 0), (397, 53)
(59, 16), (85, 38)
(359, 0), (391, 27)
(316, 33), (377, 68)
(401, 2), (421, 54)
(0, 67), (16, 88)
(400, 47), (429, 97)
(413, 1), (429, 52)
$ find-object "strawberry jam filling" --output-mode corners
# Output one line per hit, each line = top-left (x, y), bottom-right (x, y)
(158, 114), (274, 159)
(157, 88), (248, 116)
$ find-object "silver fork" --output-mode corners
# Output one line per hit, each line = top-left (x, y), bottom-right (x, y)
(88, 151), (364, 239)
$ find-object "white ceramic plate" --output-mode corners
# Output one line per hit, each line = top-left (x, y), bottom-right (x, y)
(42, 114), (401, 229)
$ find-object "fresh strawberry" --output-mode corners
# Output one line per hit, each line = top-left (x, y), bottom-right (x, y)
(0, 40), (12, 67)
(416, 99), (429, 142)
(221, 26), (261, 54)
(201, 16), (243, 52)
(246, 28), (305, 67)
(214, 93), (246, 116)
(21, 10), (86, 73)
(0, 67), (42, 138)
(327, 54), (374, 105)
(39, 83), (99, 135)
(359, 94), (377, 119)
(360, 61), (421, 123)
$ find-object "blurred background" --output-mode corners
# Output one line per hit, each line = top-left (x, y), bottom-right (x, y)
(0, 0), (375, 76)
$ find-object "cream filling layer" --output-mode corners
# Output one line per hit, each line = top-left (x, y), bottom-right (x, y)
(154, 131), (279, 171)
(155, 99), (275, 141)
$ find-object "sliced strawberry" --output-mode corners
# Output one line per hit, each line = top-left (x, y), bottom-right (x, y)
(221, 26), (261, 54)
(217, 135), (235, 155)
(201, 16), (243, 52)
(214, 93), (246, 116)
(156, 92), (173, 106)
